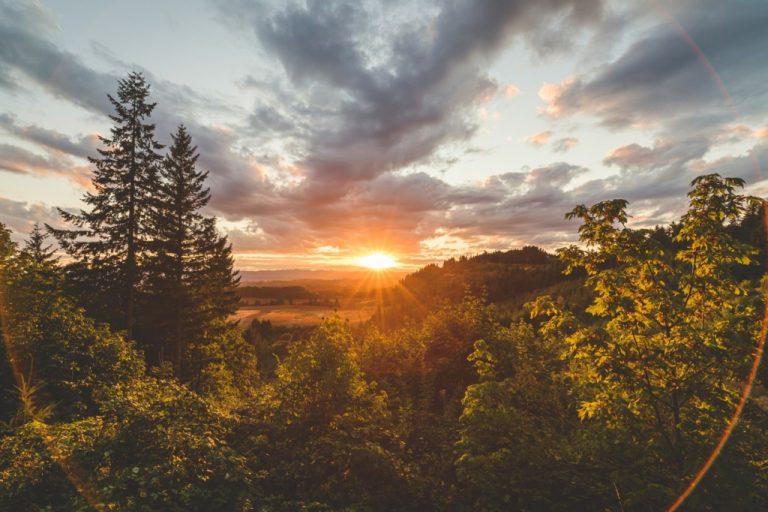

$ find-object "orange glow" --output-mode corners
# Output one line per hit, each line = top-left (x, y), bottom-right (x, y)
(357, 252), (397, 271)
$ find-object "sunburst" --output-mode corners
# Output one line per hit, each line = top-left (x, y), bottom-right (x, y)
(357, 252), (397, 271)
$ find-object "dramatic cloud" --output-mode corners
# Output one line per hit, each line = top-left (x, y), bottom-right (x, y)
(539, 0), (768, 130)
(530, 0), (768, 238)
(217, 0), (604, 201)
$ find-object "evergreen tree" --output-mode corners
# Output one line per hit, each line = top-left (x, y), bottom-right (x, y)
(0, 222), (19, 425)
(186, 222), (243, 394)
(143, 125), (209, 371)
(192, 218), (240, 326)
(21, 223), (57, 266)
(18, 224), (61, 299)
(144, 125), (239, 377)
(49, 72), (162, 339)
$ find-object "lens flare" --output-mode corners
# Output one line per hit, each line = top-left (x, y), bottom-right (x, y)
(358, 253), (397, 271)
(648, 1), (767, 509)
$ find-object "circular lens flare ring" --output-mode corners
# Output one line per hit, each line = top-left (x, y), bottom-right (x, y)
(648, 1), (766, 509)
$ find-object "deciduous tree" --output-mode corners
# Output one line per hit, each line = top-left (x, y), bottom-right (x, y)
(557, 174), (766, 507)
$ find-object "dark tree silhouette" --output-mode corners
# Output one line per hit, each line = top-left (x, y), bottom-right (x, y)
(50, 72), (163, 339)
(143, 125), (238, 376)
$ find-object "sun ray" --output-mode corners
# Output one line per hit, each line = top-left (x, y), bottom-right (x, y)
(358, 252), (397, 271)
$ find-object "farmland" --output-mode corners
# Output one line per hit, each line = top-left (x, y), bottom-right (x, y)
(233, 300), (379, 327)
(232, 273), (403, 327)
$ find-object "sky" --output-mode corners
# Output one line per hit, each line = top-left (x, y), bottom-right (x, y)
(0, 0), (767, 270)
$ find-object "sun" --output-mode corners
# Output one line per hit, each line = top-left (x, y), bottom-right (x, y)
(357, 252), (397, 271)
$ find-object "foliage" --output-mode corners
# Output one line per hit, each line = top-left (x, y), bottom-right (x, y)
(236, 316), (414, 511)
(187, 320), (259, 408)
(0, 417), (105, 511)
(458, 327), (595, 509)
(555, 174), (767, 508)
(0, 223), (19, 424)
(0, 378), (256, 512)
(356, 297), (513, 510)
(2, 225), (145, 423)
(91, 377), (255, 511)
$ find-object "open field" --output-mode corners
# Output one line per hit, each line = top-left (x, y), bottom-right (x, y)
(234, 274), (400, 327)
(233, 300), (379, 327)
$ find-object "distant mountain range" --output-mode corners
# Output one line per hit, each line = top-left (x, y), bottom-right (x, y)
(237, 268), (409, 283)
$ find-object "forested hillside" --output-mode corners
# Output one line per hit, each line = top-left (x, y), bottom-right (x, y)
(376, 245), (576, 327)
(1, 74), (767, 511)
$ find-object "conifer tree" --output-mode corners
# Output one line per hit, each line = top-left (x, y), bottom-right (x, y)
(17, 223), (62, 315)
(0, 222), (18, 423)
(193, 218), (240, 326)
(144, 125), (239, 376)
(21, 223), (57, 266)
(49, 72), (162, 339)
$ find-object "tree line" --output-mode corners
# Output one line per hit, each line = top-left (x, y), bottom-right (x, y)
(376, 245), (573, 327)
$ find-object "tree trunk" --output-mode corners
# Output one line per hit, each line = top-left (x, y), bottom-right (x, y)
(125, 99), (138, 340)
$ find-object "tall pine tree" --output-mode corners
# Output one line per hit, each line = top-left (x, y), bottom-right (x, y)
(50, 72), (162, 339)
(144, 125), (239, 377)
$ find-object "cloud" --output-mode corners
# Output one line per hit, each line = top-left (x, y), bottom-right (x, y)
(503, 83), (521, 97)
(0, 1), (115, 114)
(0, 111), (98, 186)
(0, 113), (100, 159)
(603, 136), (711, 172)
(690, 141), (768, 188)
(215, 0), (605, 203)
(433, 163), (592, 246)
(194, 0), (617, 255)
(538, 0), (768, 130)
(552, 137), (578, 153)
(3, 0), (765, 266)
(525, 130), (553, 146)
(0, 142), (91, 186)
(0, 196), (61, 238)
